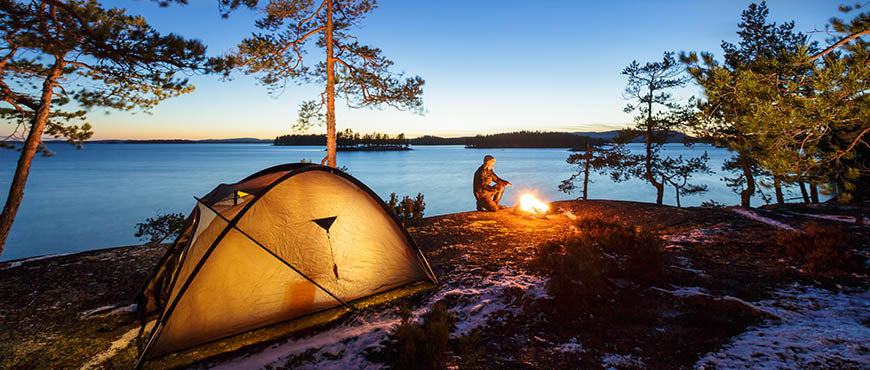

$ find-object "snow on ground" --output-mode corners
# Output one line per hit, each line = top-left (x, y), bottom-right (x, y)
(552, 337), (585, 353)
(731, 209), (797, 231)
(601, 352), (645, 369)
(1, 252), (73, 269)
(80, 304), (137, 318)
(210, 266), (549, 369)
(787, 211), (869, 225)
(696, 284), (870, 369)
(661, 228), (728, 245)
(650, 286), (709, 298)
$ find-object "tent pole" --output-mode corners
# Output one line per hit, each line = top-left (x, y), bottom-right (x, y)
(194, 197), (357, 311)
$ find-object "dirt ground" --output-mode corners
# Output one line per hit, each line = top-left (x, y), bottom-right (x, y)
(0, 200), (867, 369)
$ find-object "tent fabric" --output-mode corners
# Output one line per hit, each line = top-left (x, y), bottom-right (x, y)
(137, 164), (437, 362)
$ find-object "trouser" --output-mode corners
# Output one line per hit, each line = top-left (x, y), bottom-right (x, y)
(476, 184), (505, 212)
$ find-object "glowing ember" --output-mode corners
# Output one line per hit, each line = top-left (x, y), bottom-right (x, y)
(518, 193), (550, 214)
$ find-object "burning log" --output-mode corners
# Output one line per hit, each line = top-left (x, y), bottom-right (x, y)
(514, 193), (551, 218)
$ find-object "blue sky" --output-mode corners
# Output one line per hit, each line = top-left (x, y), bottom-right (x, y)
(66, 1), (842, 139)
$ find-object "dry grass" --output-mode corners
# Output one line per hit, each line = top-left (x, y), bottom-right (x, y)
(777, 222), (860, 274)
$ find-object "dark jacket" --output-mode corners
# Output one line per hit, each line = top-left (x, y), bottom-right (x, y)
(473, 165), (508, 199)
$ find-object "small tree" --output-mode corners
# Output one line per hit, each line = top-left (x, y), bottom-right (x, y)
(219, 0), (424, 168)
(0, 0), (208, 257)
(559, 142), (619, 200)
(614, 52), (709, 205)
(135, 212), (187, 246)
(660, 153), (712, 207)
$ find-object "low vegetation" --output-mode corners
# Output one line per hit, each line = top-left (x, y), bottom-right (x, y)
(385, 302), (451, 370)
(134, 213), (186, 246)
(778, 222), (861, 274)
(535, 217), (664, 304)
(388, 193), (426, 221)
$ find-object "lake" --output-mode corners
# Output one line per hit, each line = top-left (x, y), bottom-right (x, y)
(0, 143), (803, 260)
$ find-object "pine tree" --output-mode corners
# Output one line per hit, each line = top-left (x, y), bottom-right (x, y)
(614, 52), (709, 205)
(218, 0), (424, 168)
(0, 0), (208, 257)
(682, 1), (816, 207)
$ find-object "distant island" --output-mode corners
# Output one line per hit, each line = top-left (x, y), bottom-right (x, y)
(465, 131), (604, 149)
(61, 138), (274, 144)
(67, 130), (693, 148)
(275, 130), (411, 151)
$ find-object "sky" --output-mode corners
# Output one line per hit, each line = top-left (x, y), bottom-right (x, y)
(16, 0), (845, 139)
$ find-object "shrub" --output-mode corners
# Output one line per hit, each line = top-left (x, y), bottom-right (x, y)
(135, 212), (186, 246)
(388, 192), (426, 220)
(778, 222), (858, 273)
(534, 217), (664, 301)
(388, 301), (451, 370)
(457, 328), (484, 368)
(700, 199), (726, 208)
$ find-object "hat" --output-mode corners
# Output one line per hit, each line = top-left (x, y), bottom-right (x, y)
(483, 155), (495, 163)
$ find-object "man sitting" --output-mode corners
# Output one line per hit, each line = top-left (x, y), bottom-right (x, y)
(473, 155), (512, 212)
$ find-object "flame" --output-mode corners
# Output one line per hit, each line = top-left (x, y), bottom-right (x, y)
(519, 193), (549, 214)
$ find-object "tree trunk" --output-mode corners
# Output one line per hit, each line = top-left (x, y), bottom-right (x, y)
(645, 87), (663, 205)
(324, 0), (337, 168)
(674, 184), (681, 208)
(810, 183), (819, 203)
(582, 142), (590, 201)
(799, 181), (810, 203)
(739, 154), (755, 207)
(774, 177), (784, 204)
(0, 58), (64, 256)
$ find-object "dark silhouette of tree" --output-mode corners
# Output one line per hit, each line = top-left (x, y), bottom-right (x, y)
(682, 1), (817, 207)
(616, 52), (709, 205)
(0, 0), (208, 257)
(559, 142), (619, 200)
(217, 0), (424, 168)
(465, 131), (602, 148)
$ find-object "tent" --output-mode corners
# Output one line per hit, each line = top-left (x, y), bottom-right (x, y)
(135, 163), (437, 365)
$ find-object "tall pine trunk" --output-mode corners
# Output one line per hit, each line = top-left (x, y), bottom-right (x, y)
(773, 177), (784, 204)
(674, 184), (681, 208)
(739, 154), (755, 207)
(799, 181), (810, 203)
(645, 86), (664, 205)
(810, 183), (819, 203)
(582, 142), (590, 201)
(324, 0), (337, 168)
(0, 58), (64, 256)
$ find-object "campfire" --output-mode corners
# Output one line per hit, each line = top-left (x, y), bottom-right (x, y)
(515, 193), (550, 217)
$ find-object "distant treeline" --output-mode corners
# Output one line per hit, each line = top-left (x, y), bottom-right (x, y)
(275, 129), (411, 150)
(465, 131), (605, 149)
(409, 135), (468, 145)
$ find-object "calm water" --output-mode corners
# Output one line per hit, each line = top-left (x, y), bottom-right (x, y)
(0, 143), (802, 260)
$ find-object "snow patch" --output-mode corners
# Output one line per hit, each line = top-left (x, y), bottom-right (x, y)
(211, 267), (549, 369)
(650, 286), (708, 298)
(81, 304), (137, 318)
(662, 228), (726, 244)
(601, 352), (644, 369)
(2, 252), (73, 269)
(80, 320), (154, 370)
(696, 284), (870, 368)
(553, 338), (585, 353)
(732, 209), (797, 231)
(789, 211), (868, 225)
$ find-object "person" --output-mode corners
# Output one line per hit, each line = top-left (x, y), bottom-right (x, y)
(473, 155), (512, 212)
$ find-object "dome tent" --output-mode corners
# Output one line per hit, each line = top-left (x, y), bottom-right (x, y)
(135, 163), (437, 365)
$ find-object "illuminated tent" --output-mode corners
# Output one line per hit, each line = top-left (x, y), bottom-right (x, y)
(135, 163), (437, 363)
